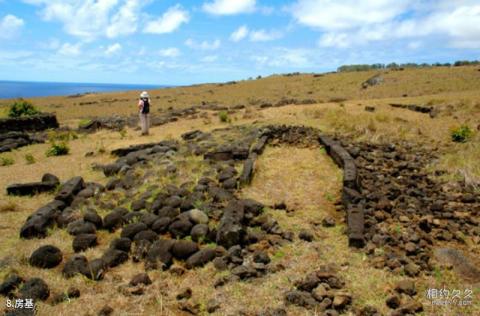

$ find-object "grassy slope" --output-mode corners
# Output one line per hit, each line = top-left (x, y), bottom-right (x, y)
(0, 66), (479, 315)
(1, 66), (480, 122)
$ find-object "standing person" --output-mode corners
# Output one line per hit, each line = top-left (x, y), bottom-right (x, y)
(138, 91), (151, 135)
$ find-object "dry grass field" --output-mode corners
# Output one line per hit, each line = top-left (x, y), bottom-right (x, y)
(0, 66), (479, 315)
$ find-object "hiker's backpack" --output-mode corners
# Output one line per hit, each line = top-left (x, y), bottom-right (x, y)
(141, 98), (150, 114)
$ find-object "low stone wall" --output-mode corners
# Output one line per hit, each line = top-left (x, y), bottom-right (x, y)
(238, 126), (366, 248)
(0, 114), (59, 134)
(389, 103), (433, 114)
(0, 131), (41, 153)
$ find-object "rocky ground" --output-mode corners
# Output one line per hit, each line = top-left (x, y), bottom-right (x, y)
(1, 66), (479, 315)
(1, 121), (478, 315)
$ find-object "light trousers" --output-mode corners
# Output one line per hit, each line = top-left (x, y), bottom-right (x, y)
(139, 113), (150, 134)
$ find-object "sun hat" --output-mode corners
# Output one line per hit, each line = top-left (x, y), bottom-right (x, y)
(140, 91), (149, 98)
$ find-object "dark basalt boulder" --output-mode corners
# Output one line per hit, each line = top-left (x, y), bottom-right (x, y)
(62, 255), (105, 281)
(133, 230), (158, 243)
(168, 219), (193, 238)
(191, 224), (209, 242)
(84, 211), (103, 229)
(185, 248), (217, 269)
(67, 220), (96, 236)
(171, 240), (199, 260)
(29, 245), (63, 269)
(146, 238), (175, 269)
(72, 234), (98, 252)
(55, 176), (85, 205)
(216, 200), (245, 249)
(101, 249), (129, 268)
(18, 278), (50, 301)
(151, 217), (171, 234)
(121, 222), (148, 240)
(103, 211), (125, 231)
(129, 273), (152, 286)
(20, 200), (66, 239)
(0, 274), (24, 297)
(110, 237), (132, 253)
(6, 173), (60, 196)
(62, 255), (89, 278)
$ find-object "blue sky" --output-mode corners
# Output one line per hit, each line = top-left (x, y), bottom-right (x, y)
(0, 0), (479, 85)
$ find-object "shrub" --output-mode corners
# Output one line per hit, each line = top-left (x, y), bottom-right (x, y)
(78, 119), (92, 129)
(218, 111), (229, 123)
(0, 156), (15, 166)
(451, 125), (473, 143)
(46, 142), (70, 157)
(8, 99), (39, 118)
(24, 154), (35, 164)
(47, 130), (78, 142)
(119, 128), (127, 139)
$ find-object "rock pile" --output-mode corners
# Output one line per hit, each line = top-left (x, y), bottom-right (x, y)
(285, 265), (352, 313)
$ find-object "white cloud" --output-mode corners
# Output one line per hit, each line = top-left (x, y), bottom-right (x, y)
(291, 0), (480, 49)
(249, 29), (282, 42)
(203, 0), (256, 15)
(105, 43), (122, 55)
(144, 5), (189, 34)
(291, 0), (410, 31)
(23, 0), (148, 40)
(253, 48), (311, 68)
(106, 0), (143, 38)
(201, 55), (218, 63)
(0, 14), (24, 39)
(230, 25), (249, 42)
(58, 42), (82, 56)
(159, 47), (181, 58)
(230, 26), (282, 42)
(185, 39), (221, 50)
(318, 33), (350, 48)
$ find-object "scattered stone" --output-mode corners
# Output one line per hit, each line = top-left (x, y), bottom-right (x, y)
(404, 262), (420, 277)
(386, 294), (401, 309)
(146, 238), (175, 269)
(19, 278), (50, 301)
(253, 251), (271, 264)
(98, 305), (114, 316)
(55, 176), (85, 205)
(332, 292), (352, 310)
(102, 249), (129, 268)
(285, 290), (317, 308)
(176, 287), (192, 300)
(72, 234), (97, 252)
(299, 230), (314, 242)
(172, 240), (199, 260)
(84, 211), (103, 229)
(110, 237), (132, 253)
(206, 298), (220, 313)
(322, 217), (336, 227)
(216, 200), (245, 249)
(29, 245), (63, 269)
(103, 211), (125, 231)
(186, 209), (209, 225)
(395, 280), (416, 296)
(67, 220), (96, 236)
(186, 248), (217, 269)
(129, 273), (152, 286)
(191, 224), (209, 242)
(121, 222), (148, 240)
(0, 274), (24, 296)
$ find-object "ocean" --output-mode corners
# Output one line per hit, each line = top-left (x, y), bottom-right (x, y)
(0, 80), (165, 99)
